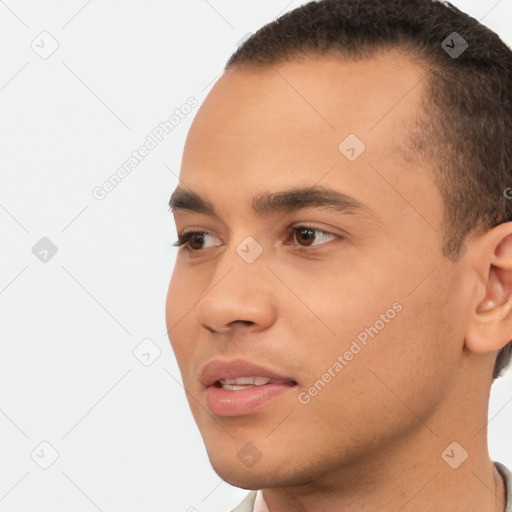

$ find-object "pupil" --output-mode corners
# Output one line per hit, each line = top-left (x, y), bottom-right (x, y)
(190, 233), (204, 249)
(298, 228), (315, 246)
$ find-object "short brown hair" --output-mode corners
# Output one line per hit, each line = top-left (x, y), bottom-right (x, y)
(225, 0), (512, 378)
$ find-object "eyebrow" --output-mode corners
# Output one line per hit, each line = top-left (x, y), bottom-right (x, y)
(169, 185), (371, 217)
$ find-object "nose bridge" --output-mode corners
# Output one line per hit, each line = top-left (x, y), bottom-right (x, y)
(212, 225), (270, 286)
(195, 234), (276, 332)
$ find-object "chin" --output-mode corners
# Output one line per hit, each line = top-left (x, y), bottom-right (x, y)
(207, 447), (313, 491)
(204, 444), (275, 488)
(218, 471), (263, 490)
(207, 458), (263, 489)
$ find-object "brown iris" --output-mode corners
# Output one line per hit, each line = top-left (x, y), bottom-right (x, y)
(295, 228), (316, 247)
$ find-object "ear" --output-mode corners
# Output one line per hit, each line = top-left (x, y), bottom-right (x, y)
(465, 222), (512, 354)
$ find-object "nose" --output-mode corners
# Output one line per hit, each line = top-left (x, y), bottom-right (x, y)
(195, 257), (277, 335)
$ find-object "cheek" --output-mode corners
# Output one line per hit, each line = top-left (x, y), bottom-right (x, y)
(280, 256), (402, 341)
(296, 256), (459, 394)
(292, 297), (453, 447)
(354, 270), (463, 407)
(165, 268), (198, 366)
(165, 273), (181, 332)
(165, 261), (202, 327)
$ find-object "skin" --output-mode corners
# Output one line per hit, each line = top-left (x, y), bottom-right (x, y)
(166, 51), (512, 512)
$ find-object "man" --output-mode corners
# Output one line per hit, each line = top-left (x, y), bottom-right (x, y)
(166, 0), (512, 510)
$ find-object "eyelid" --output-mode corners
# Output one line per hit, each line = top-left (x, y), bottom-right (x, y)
(286, 225), (338, 246)
(289, 222), (346, 240)
(173, 230), (221, 248)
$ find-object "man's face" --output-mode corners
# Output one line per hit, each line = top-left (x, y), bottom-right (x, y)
(166, 53), (470, 489)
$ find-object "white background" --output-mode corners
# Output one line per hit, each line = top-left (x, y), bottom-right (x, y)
(1, 1), (511, 510)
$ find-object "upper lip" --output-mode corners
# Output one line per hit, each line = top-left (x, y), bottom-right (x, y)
(199, 358), (296, 387)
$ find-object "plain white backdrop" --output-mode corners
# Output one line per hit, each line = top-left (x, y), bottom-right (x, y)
(1, 0), (511, 510)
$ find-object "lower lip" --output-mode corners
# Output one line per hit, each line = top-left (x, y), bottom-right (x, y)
(206, 382), (295, 416)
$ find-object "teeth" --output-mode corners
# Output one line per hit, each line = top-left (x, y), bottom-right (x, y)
(218, 376), (272, 389)
(220, 376), (272, 385)
(221, 384), (254, 390)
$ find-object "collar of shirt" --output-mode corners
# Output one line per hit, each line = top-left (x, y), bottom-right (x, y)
(253, 490), (270, 512)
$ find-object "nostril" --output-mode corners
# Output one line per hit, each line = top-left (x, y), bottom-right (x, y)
(229, 320), (254, 327)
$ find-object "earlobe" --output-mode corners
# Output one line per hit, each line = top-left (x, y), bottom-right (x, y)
(465, 225), (512, 354)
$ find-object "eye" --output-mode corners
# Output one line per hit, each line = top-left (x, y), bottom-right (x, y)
(173, 226), (337, 252)
(173, 230), (221, 251)
(289, 226), (337, 248)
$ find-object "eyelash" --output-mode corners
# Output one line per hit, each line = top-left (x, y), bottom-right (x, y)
(173, 226), (338, 253)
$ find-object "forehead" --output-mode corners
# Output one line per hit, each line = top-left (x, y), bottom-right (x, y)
(181, 51), (426, 176)
(177, 51), (440, 229)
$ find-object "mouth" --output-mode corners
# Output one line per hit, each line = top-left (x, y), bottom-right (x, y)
(200, 359), (298, 416)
